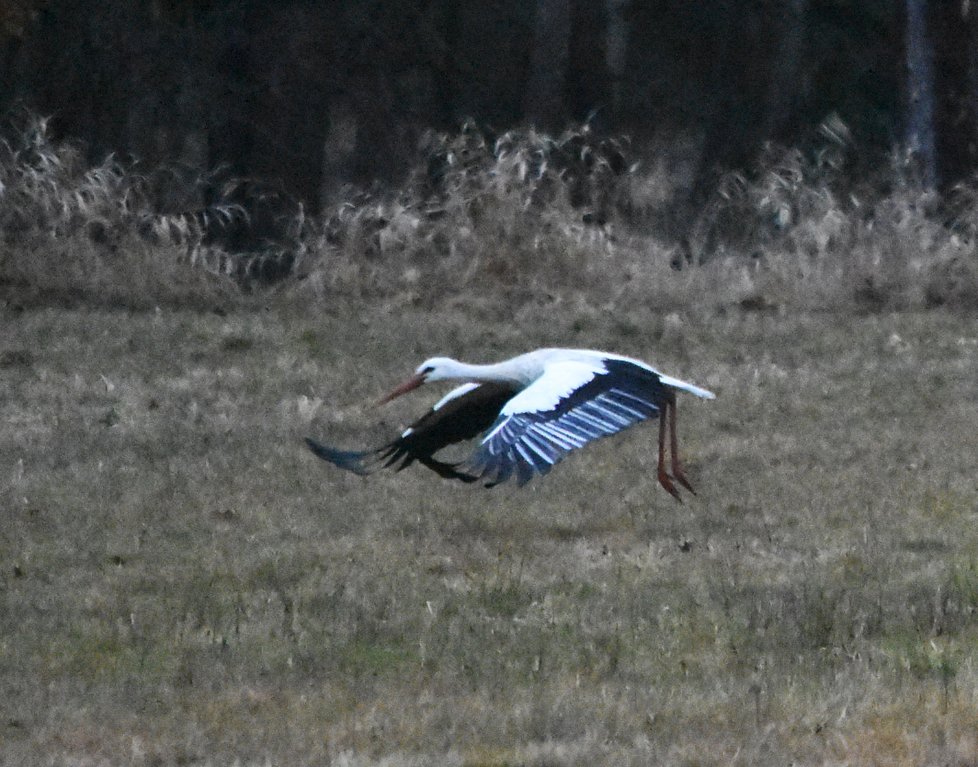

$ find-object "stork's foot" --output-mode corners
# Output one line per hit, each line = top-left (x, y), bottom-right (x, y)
(671, 462), (696, 495)
(657, 468), (683, 503)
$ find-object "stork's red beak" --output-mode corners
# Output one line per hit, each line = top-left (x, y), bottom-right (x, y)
(377, 371), (426, 405)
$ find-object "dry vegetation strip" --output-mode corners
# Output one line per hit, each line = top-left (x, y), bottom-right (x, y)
(1, 299), (977, 766)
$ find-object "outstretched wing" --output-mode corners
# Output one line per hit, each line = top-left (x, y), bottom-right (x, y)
(463, 359), (670, 486)
(304, 436), (479, 482)
(306, 381), (517, 482)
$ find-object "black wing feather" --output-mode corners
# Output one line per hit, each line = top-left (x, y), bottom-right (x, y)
(306, 382), (516, 483)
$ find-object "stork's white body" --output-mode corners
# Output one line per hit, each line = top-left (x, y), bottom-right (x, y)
(426, 348), (715, 406)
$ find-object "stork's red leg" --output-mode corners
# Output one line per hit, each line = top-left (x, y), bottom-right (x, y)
(668, 396), (695, 494)
(657, 403), (681, 502)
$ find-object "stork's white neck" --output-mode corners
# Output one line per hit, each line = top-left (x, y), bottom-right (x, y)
(422, 356), (537, 387)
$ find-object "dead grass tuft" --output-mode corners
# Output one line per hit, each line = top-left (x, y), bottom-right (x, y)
(0, 112), (244, 308)
(2, 113), (977, 313)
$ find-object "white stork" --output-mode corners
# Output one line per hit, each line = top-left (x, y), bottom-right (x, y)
(305, 349), (715, 500)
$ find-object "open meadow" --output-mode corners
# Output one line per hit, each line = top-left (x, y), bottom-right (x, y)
(2, 293), (977, 766)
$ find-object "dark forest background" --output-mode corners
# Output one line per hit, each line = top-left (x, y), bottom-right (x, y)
(2, 0), (975, 214)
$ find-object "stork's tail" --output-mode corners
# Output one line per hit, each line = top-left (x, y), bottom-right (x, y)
(657, 374), (715, 400)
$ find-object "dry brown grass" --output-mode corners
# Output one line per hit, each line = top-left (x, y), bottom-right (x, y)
(2, 297), (977, 765)
(3, 115), (977, 315)
(0, 113), (242, 309)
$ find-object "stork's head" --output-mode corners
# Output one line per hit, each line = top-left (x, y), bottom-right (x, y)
(378, 357), (459, 404)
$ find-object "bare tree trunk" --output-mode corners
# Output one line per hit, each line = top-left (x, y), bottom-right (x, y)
(321, 97), (357, 206)
(969, 0), (978, 132)
(605, 0), (628, 119)
(761, 0), (808, 141)
(208, 4), (254, 182)
(524, 0), (572, 130)
(905, 0), (938, 187)
(926, 1), (976, 186)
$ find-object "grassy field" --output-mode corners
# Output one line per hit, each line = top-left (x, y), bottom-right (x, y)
(2, 295), (977, 766)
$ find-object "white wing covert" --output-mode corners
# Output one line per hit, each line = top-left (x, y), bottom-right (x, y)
(465, 359), (670, 486)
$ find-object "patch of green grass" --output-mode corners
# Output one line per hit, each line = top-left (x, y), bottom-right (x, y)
(336, 638), (418, 679)
(220, 335), (255, 353)
(35, 627), (180, 687)
(297, 328), (323, 354)
(476, 582), (534, 619)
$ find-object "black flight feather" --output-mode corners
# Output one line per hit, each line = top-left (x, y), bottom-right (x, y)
(305, 382), (517, 483)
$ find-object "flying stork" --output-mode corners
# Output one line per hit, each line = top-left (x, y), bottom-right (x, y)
(305, 349), (715, 500)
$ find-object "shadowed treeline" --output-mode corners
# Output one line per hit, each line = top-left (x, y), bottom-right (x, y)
(2, 0), (977, 212)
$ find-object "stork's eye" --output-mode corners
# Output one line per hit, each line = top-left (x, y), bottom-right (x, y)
(420, 365), (435, 375)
